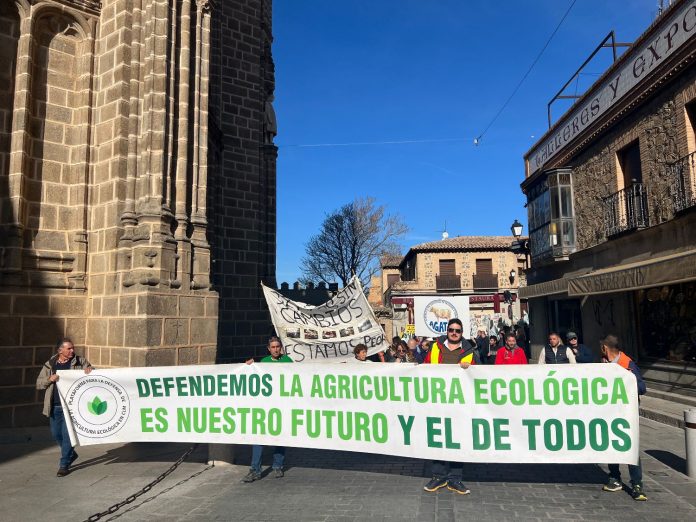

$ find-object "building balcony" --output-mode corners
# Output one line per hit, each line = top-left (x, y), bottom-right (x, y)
(671, 151), (696, 213)
(603, 183), (649, 237)
(435, 274), (461, 292)
(472, 273), (499, 290)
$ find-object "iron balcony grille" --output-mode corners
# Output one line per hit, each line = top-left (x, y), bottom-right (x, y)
(603, 183), (649, 237)
(671, 151), (696, 213)
(436, 274), (461, 292)
(472, 273), (499, 290)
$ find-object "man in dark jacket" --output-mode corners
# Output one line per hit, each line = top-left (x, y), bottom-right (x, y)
(537, 332), (576, 364)
(600, 335), (647, 501)
(422, 318), (478, 496)
(36, 338), (92, 477)
(566, 331), (594, 363)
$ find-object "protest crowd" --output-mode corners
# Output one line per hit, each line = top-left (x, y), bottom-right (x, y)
(38, 322), (647, 503)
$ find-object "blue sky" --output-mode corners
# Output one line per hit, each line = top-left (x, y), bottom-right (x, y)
(273, 0), (659, 284)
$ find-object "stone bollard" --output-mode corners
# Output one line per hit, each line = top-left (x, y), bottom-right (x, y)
(686, 409), (696, 479)
(207, 444), (235, 467)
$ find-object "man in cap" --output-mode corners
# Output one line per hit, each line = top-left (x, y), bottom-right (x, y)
(566, 331), (594, 363)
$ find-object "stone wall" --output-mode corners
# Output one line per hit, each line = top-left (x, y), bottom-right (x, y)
(208, 0), (277, 363)
(414, 251), (524, 291)
(572, 66), (696, 251)
(0, 0), (275, 427)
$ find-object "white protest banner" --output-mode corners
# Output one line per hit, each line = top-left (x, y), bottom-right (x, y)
(414, 296), (470, 338)
(262, 277), (389, 362)
(56, 363), (640, 465)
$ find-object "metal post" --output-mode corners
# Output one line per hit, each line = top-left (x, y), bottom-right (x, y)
(686, 409), (696, 479)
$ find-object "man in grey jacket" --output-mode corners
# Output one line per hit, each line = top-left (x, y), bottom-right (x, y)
(36, 338), (92, 477)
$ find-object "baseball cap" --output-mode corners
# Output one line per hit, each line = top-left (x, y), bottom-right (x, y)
(566, 332), (578, 340)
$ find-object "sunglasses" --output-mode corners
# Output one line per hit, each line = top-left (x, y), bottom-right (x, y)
(448, 328), (462, 333)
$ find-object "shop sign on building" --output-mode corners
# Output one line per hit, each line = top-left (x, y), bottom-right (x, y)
(527, 0), (696, 176)
(414, 296), (470, 337)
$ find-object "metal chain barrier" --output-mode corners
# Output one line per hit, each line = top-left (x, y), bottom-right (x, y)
(83, 444), (200, 522)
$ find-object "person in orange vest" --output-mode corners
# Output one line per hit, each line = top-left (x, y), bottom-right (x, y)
(600, 335), (647, 501)
(422, 318), (478, 495)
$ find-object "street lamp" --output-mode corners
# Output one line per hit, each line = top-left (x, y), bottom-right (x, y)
(511, 219), (523, 238)
(509, 269), (516, 284)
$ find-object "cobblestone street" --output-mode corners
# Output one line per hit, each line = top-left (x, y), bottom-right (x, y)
(1, 417), (694, 521)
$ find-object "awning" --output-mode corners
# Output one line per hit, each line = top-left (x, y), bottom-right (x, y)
(518, 277), (569, 299)
(568, 249), (696, 296)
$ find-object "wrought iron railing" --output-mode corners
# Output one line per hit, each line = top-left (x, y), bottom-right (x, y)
(472, 273), (499, 290)
(436, 274), (461, 292)
(603, 182), (649, 237)
(671, 151), (696, 213)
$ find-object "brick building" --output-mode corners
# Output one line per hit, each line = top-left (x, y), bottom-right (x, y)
(520, 0), (696, 392)
(0, 0), (276, 426)
(371, 236), (527, 338)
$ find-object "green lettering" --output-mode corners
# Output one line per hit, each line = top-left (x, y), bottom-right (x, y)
(397, 415), (415, 445)
(566, 419), (586, 450)
(472, 419), (490, 450)
(474, 379), (488, 404)
(140, 408), (154, 432)
(522, 419), (541, 450)
(426, 417), (443, 448)
(448, 378), (465, 404)
(611, 418), (631, 451)
(611, 378), (628, 405)
(493, 419), (510, 450)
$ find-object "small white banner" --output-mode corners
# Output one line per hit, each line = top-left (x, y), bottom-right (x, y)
(56, 363), (640, 465)
(262, 277), (389, 362)
(414, 295), (470, 337)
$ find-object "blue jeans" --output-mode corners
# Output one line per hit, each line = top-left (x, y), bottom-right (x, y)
(49, 406), (76, 469)
(250, 445), (285, 472)
(608, 459), (643, 486)
(431, 460), (463, 481)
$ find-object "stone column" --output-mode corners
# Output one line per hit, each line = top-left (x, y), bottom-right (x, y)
(2, 3), (32, 281)
(191, 0), (211, 290)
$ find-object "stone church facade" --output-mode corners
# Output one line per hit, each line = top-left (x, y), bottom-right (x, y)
(0, 0), (277, 427)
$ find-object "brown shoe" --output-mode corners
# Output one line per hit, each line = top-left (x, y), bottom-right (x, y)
(57, 468), (70, 477)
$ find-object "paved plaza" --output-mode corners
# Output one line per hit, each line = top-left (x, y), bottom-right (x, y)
(0, 417), (694, 522)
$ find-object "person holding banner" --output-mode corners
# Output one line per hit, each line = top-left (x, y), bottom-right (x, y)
(422, 318), (478, 495)
(242, 336), (292, 482)
(36, 337), (92, 477)
(600, 335), (647, 501)
(495, 333), (528, 365)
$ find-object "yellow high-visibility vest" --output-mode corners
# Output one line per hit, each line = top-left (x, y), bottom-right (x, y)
(429, 341), (474, 365)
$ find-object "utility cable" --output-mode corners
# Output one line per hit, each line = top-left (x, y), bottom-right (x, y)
(279, 137), (463, 148)
(474, 0), (578, 145)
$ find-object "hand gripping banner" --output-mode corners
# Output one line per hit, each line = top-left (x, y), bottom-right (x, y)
(56, 363), (640, 465)
(261, 277), (389, 362)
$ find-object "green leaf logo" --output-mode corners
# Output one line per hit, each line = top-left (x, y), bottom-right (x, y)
(87, 396), (108, 416)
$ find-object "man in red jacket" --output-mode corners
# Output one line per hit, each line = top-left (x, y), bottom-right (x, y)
(422, 318), (477, 495)
(495, 333), (528, 365)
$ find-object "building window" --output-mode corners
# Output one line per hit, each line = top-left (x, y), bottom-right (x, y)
(473, 259), (497, 290)
(527, 168), (576, 264)
(672, 100), (696, 212)
(605, 140), (648, 236)
(475, 259), (492, 275)
(685, 99), (696, 153)
(617, 140), (642, 186)
(401, 258), (415, 281)
(386, 273), (400, 288)
(439, 259), (455, 275)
